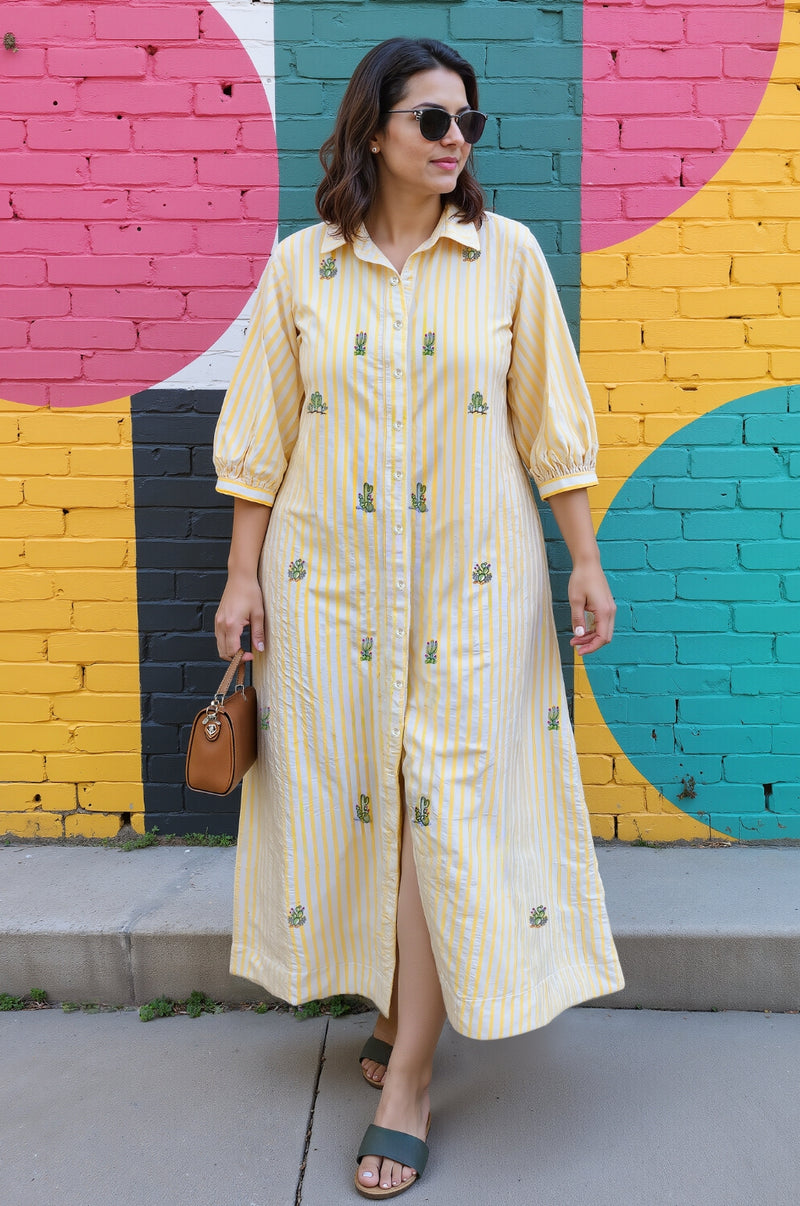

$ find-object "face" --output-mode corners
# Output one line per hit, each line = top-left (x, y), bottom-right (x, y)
(372, 67), (472, 201)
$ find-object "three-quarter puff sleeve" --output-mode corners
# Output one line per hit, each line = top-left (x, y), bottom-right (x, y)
(214, 247), (303, 506)
(506, 229), (598, 500)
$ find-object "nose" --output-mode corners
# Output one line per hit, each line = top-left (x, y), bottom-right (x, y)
(441, 115), (465, 146)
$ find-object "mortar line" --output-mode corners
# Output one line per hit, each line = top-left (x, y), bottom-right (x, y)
(294, 1016), (329, 1205)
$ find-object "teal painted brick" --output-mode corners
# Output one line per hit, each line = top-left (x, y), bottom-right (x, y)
(276, 117), (337, 150)
(625, 754), (722, 784)
(731, 666), (800, 695)
(561, 6), (582, 41)
(642, 448), (689, 475)
(676, 572), (780, 601)
(278, 82), (325, 114)
(724, 753), (800, 781)
(276, 8), (314, 38)
(706, 813), (737, 836)
(744, 414), (800, 444)
(789, 385), (800, 410)
(608, 572), (676, 602)
(678, 695), (781, 724)
(314, 8), (450, 40)
(690, 784), (768, 813)
(782, 697), (800, 722)
(603, 479), (653, 509)
(789, 452), (800, 476)
(295, 44), (369, 78)
(534, 225), (563, 256)
(499, 186), (577, 221)
(676, 725), (771, 755)
(733, 602), (800, 631)
(771, 726), (800, 754)
(675, 415), (743, 444)
(611, 724), (674, 753)
(688, 448), (784, 478)
(730, 386), (791, 415)
(646, 541), (736, 571)
(617, 666), (731, 695)
(595, 541), (648, 570)
(480, 80), (573, 116)
(476, 150), (552, 184)
(676, 634), (773, 664)
(558, 154), (582, 186)
(769, 784), (800, 812)
(653, 480), (735, 509)
(277, 157), (324, 187)
(595, 694), (676, 724)
(500, 117), (580, 150)
(450, 7), (560, 39)
(738, 541), (799, 570)
(274, 44), (296, 76)
(582, 666), (617, 695)
(486, 43), (579, 78)
(740, 814), (800, 839)
(632, 602), (730, 631)
(739, 481), (800, 508)
(601, 511), (681, 540)
(684, 511), (781, 540)
(603, 634), (676, 664)
(783, 574), (800, 601)
(782, 514), (800, 538)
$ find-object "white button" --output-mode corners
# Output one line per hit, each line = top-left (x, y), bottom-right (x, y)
(396, 627), (404, 637)
(390, 276), (399, 286)
(393, 369), (402, 379)
(394, 471), (402, 480)
(392, 727), (400, 736)
(394, 524), (403, 534)
(397, 579), (405, 589)
(394, 420), (402, 429)
(394, 680), (403, 690)
(393, 320), (402, 330)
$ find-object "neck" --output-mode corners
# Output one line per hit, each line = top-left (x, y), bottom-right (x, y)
(366, 192), (445, 272)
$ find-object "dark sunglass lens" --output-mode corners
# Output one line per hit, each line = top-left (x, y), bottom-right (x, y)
(418, 109), (450, 141)
(459, 111), (486, 144)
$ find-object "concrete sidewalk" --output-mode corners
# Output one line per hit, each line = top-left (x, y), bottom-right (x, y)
(2, 1006), (798, 1206)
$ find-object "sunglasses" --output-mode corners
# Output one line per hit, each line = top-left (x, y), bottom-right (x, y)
(384, 107), (488, 145)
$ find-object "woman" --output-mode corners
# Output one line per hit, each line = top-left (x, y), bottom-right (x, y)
(214, 37), (624, 1200)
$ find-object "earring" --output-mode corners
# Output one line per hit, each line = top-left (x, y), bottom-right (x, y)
(371, 146), (378, 153)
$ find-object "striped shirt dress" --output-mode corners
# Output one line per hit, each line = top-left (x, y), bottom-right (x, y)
(214, 206), (624, 1040)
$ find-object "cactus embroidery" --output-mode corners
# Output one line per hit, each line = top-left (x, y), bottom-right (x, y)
(354, 331), (367, 356)
(260, 707), (271, 732)
(288, 558), (307, 581)
(472, 561), (492, 584)
(422, 331), (435, 357)
(462, 247), (481, 262)
(288, 904), (307, 928)
(360, 636), (374, 662)
(547, 706), (560, 731)
(468, 390), (488, 415)
(357, 482), (376, 513)
(319, 255), (337, 279)
(307, 391), (327, 414)
(424, 640), (438, 665)
(414, 796), (431, 826)
(410, 482), (427, 513)
(529, 905), (548, 928)
(355, 794), (372, 823)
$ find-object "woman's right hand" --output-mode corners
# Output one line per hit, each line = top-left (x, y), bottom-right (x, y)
(215, 571), (266, 662)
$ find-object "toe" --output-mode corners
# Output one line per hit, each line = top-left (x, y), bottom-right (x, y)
(358, 1156), (381, 1188)
(361, 1058), (386, 1085)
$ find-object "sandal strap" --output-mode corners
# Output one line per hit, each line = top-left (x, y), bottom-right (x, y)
(357, 1125), (429, 1178)
(359, 1036), (394, 1067)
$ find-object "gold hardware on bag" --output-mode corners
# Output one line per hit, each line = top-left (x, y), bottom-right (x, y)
(185, 650), (258, 795)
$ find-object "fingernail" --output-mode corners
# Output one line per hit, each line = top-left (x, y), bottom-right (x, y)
(575, 626), (585, 637)
(256, 641), (264, 652)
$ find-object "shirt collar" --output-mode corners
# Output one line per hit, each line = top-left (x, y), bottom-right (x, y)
(320, 204), (481, 258)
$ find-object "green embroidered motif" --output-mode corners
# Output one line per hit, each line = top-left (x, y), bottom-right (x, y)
(307, 391), (327, 414)
(288, 558), (307, 581)
(467, 390), (488, 415)
(260, 707), (271, 731)
(424, 640), (438, 665)
(354, 331), (367, 356)
(414, 796), (431, 826)
(355, 794), (372, 823)
(360, 636), (374, 662)
(472, 561), (492, 584)
(319, 255), (337, 279)
(422, 331), (435, 357)
(288, 904), (307, 927)
(358, 482), (376, 513)
(529, 905), (548, 928)
(462, 247), (481, 262)
(410, 482), (427, 513)
(547, 706), (560, 731)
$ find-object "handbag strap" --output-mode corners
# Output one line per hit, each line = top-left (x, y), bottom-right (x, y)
(213, 648), (246, 703)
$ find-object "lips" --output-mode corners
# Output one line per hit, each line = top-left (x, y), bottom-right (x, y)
(431, 158), (459, 170)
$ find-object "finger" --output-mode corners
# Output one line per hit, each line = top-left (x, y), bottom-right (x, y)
(250, 603), (266, 655)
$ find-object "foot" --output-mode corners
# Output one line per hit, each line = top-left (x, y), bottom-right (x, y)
(360, 1018), (397, 1088)
(356, 1074), (431, 1194)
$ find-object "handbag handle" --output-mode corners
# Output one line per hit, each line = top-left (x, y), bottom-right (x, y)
(213, 648), (246, 704)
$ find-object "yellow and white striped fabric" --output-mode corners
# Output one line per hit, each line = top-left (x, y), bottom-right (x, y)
(214, 206), (624, 1040)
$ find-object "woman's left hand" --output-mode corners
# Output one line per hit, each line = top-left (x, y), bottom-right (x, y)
(568, 558), (615, 656)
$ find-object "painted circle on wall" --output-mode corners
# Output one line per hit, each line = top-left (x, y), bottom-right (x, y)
(585, 387), (800, 839)
(0, 0), (277, 407)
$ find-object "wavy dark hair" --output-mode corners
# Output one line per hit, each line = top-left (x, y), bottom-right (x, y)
(316, 38), (485, 243)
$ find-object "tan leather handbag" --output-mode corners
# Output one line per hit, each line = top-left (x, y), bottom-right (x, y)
(185, 650), (257, 795)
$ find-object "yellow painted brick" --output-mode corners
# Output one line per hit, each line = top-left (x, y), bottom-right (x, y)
(644, 785), (671, 813)
(72, 602), (139, 630)
(84, 664), (141, 691)
(0, 600), (72, 631)
(12, 663), (82, 694)
(18, 414), (122, 445)
(49, 570), (137, 601)
(0, 448), (70, 476)
(24, 540), (128, 568)
(578, 754), (613, 783)
(0, 540), (24, 567)
(73, 725), (140, 753)
(0, 416), (19, 442)
(66, 509), (136, 539)
(621, 223), (680, 255)
(643, 319), (746, 350)
(628, 256), (731, 288)
(732, 190), (800, 219)
(54, 695), (140, 723)
(581, 255), (627, 288)
(587, 383), (610, 411)
(0, 724), (73, 752)
(617, 813), (711, 843)
(586, 784), (648, 813)
(769, 350), (800, 379)
(733, 254), (800, 285)
(0, 696), (51, 723)
(45, 753), (141, 782)
(0, 811), (63, 839)
(580, 321), (642, 353)
(783, 222), (800, 252)
(581, 290), (678, 321)
(0, 572), (55, 601)
(69, 447), (134, 476)
(574, 725), (619, 755)
(780, 286), (800, 316)
(65, 812), (123, 839)
(25, 479), (128, 509)
(0, 480), (23, 506)
(682, 222), (786, 254)
(607, 382), (706, 415)
(589, 478), (632, 514)
(589, 815), (616, 840)
(678, 190), (730, 219)
(0, 782), (76, 812)
(48, 632), (138, 663)
(580, 351), (665, 383)
(0, 633), (47, 659)
(664, 350), (770, 380)
(0, 752), (45, 780)
(2, 510), (65, 537)
(742, 118), (800, 149)
(597, 446), (653, 478)
(613, 756), (650, 786)
(720, 155), (790, 185)
(78, 781), (144, 811)
(745, 318), (800, 347)
(679, 286), (779, 319)
(595, 414), (643, 445)
(643, 416), (699, 446)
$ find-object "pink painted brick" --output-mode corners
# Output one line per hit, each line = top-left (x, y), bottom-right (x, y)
(0, 82), (76, 115)
(682, 154), (729, 188)
(242, 188), (281, 220)
(47, 47), (147, 79)
(0, 381), (49, 405)
(47, 256), (153, 286)
(197, 154), (275, 187)
(138, 321), (228, 352)
(77, 81), (194, 115)
(130, 188), (242, 221)
(50, 383), (134, 408)
(617, 48), (722, 79)
(94, 5), (199, 41)
(240, 122), (277, 152)
(71, 287), (186, 320)
(194, 82), (271, 117)
(580, 192), (622, 221)
(151, 257), (253, 287)
(586, 81), (694, 116)
(199, 4), (244, 39)
(583, 49), (614, 81)
(696, 83), (770, 117)
(89, 154), (196, 187)
(723, 46), (778, 76)
(89, 222), (194, 256)
(27, 118), (132, 152)
(0, 320), (29, 348)
(0, 121), (27, 149)
(132, 118), (240, 152)
(0, 50), (47, 78)
(186, 290), (252, 319)
(83, 350), (184, 382)
(31, 319), (137, 351)
(1, 350), (81, 379)
(583, 153), (682, 187)
(0, 154), (87, 185)
(196, 224), (276, 256)
(12, 188), (128, 221)
(624, 188), (693, 219)
(586, 10), (684, 45)
(0, 5), (94, 39)
(0, 192), (12, 219)
(582, 119), (620, 153)
(2, 222), (90, 254)
(621, 118), (722, 151)
(153, 48), (260, 82)
(0, 258), (46, 286)
(687, 10), (782, 44)
(0, 287), (70, 318)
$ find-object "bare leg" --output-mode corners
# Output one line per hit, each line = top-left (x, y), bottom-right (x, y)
(357, 816), (446, 1191)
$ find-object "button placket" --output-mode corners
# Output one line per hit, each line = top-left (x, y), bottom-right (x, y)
(385, 267), (410, 773)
